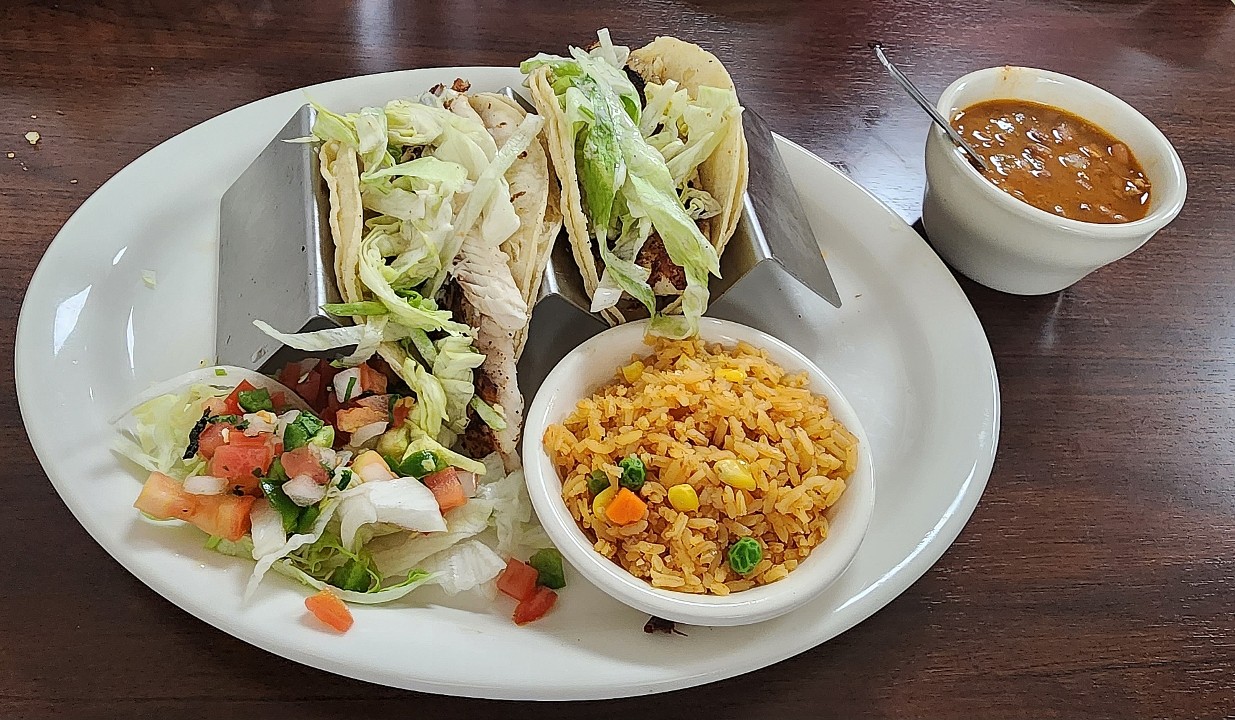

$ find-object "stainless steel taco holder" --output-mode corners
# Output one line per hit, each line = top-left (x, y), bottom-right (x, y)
(216, 96), (841, 398)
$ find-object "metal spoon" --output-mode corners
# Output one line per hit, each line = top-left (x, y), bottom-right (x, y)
(871, 43), (993, 174)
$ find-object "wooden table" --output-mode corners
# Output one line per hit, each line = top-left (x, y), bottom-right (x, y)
(3, 1), (1232, 717)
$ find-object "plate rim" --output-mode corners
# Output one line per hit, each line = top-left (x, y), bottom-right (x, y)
(15, 65), (1000, 700)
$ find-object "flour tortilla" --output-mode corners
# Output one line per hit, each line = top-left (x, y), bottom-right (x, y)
(627, 37), (749, 255)
(318, 140), (364, 307)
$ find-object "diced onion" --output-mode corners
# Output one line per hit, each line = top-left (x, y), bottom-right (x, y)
(309, 444), (338, 469)
(275, 409), (301, 437)
(249, 502), (286, 558)
(457, 471), (478, 498)
(243, 411), (277, 436)
(333, 367), (362, 403)
(349, 421), (388, 447)
(352, 450), (395, 484)
(283, 474), (326, 507)
(183, 475), (227, 495)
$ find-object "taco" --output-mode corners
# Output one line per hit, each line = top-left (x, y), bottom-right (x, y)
(522, 30), (748, 338)
(259, 80), (556, 473)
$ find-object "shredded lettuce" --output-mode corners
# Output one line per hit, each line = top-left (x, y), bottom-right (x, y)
(113, 367), (310, 476)
(252, 317), (388, 368)
(336, 476), (447, 550)
(433, 335), (485, 433)
(468, 396), (507, 431)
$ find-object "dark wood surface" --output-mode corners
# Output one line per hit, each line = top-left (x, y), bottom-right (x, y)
(3, 1), (1233, 717)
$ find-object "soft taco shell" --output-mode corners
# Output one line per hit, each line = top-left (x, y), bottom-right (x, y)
(627, 36), (749, 256)
(318, 140), (365, 306)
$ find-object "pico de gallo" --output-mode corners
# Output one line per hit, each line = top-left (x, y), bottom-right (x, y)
(115, 363), (562, 631)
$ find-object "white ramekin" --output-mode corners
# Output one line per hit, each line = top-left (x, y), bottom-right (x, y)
(921, 66), (1187, 295)
(521, 318), (875, 626)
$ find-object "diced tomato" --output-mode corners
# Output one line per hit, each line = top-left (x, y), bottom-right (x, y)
(335, 405), (387, 433)
(305, 589), (354, 633)
(497, 558), (539, 602)
(320, 393), (338, 425)
(513, 586), (558, 625)
(133, 472), (254, 541)
(134, 471), (197, 520)
(423, 468), (467, 512)
(221, 379), (257, 415)
(281, 446), (329, 485)
(391, 397), (412, 429)
(196, 423), (232, 459)
(270, 391), (287, 411)
(358, 363), (387, 395)
(204, 397), (229, 416)
(353, 394), (392, 413)
(318, 361), (339, 401)
(190, 493), (255, 541)
(277, 362), (300, 388)
(279, 360), (329, 410)
(209, 443), (275, 489)
(229, 431), (282, 455)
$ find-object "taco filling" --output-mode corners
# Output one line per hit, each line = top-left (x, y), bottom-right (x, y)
(522, 29), (747, 338)
(257, 81), (558, 474)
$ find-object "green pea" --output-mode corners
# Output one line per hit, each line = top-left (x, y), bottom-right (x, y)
(728, 537), (763, 575)
(587, 470), (611, 496)
(619, 455), (645, 491)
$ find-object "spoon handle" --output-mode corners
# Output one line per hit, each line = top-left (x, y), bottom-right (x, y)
(872, 44), (992, 174)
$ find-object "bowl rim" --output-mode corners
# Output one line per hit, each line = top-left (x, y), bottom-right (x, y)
(933, 65), (1187, 237)
(520, 317), (876, 626)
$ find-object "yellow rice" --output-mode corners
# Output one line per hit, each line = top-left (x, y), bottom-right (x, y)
(543, 337), (858, 595)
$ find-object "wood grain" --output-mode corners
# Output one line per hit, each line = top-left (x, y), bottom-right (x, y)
(2, 1), (1233, 717)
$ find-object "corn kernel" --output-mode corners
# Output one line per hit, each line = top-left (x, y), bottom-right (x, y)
(715, 458), (756, 491)
(668, 484), (700, 512)
(592, 486), (617, 519)
(621, 361), (644, 383)
(716, 368), (745, 382)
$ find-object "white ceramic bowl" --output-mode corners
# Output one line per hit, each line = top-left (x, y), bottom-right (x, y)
(921, 66), (1187, 295)
(521, 318), (876, 626)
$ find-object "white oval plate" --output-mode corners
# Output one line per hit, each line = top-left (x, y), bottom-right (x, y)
(15, 67), (999, 700)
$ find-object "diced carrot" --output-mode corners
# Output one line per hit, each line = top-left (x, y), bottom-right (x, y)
(513, 586), (558, 625)
(305, 589), (353, 633)
(496, 558), (539, 601)
(422, 468), (467, 512)
(335, 406), (388, 433)
(604, 487), (648, 525)
(358, 363), (387, 395)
